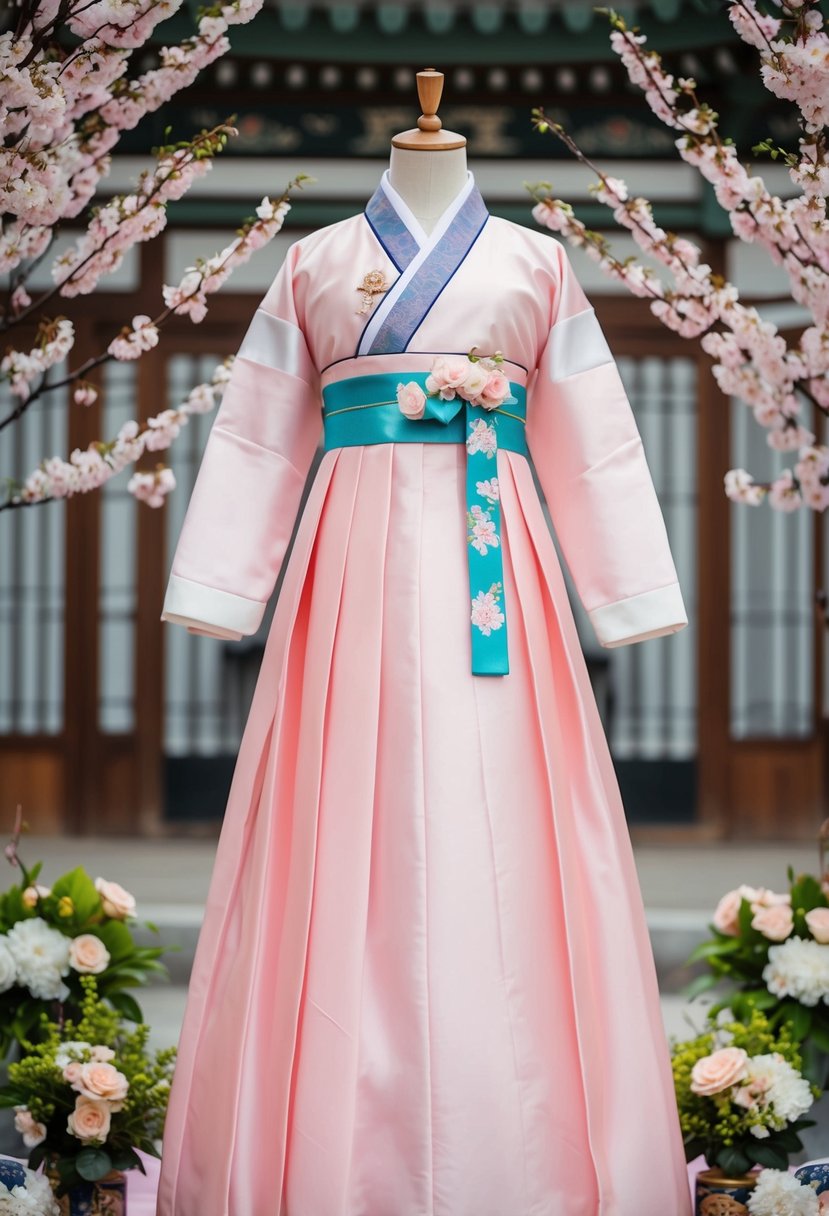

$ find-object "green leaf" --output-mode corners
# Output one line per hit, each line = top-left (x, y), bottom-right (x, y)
(790, 874), (826, 914)
(94, 919), (135, 963)
(686, 938), (741, 964)
(76, 1148), (112, 1182)
(107, 990), (143, 1022)
(716, 1145), (750, 1175)
(50, 867), (100, 922)
(682, 973), (721, 1001)
(808, 1021), (829, 1053)
(109, 1146), (144, 1172)
(782, 1002), (813, 1040)
(748, 1142), (789, 1170)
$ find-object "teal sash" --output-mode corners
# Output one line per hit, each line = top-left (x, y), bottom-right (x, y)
(322, 371), (527, 677)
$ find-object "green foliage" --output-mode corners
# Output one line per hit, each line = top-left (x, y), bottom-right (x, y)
(0, 976), (176, 1194)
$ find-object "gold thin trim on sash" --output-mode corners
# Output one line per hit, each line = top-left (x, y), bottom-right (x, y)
(324, 400), (527, 424)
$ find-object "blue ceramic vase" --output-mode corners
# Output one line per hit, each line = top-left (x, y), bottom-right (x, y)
(51, 1169), (126, 1216)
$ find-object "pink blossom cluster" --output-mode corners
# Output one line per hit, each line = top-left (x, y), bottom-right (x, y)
(0, 318), (74, 401)
(107, 315), (160, 361)
(52, 147), (214, 298)
(8, 359), (232, 510)
(162, 195), (292, 323)
(128, 467), (176, 508)
(728, 0), (829, 132)
(426, 354), (511, 409)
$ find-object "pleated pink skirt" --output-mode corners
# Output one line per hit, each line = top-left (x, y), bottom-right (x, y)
(156, 443), (692, 1216)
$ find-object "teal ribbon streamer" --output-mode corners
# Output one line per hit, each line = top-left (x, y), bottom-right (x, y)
(322, 371), (528, 677)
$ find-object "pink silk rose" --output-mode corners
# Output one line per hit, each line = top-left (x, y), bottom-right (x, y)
(396, 381), (426, 420)
(479, 370), (510, 410)
(425, 356), (470, 399)
(67, 1095), (112, 1142)
(69, 933), (111, 974)
(94, 877), (136, 919)
(690, 1046), (749, 1096)
(806, 907), (829, 944)
(751, 903), (794, 941)
(71, 1061), (129, 1109)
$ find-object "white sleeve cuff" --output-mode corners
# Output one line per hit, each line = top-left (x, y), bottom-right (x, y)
(161, 573), (265, 638)
(589, 582), (688, 649)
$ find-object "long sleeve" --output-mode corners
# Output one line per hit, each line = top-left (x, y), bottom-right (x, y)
(162, 242), (321, 639)
(526, 240), (688, 649)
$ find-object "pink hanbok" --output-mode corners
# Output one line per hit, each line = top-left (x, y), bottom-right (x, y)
(157, 171), (692, 1216)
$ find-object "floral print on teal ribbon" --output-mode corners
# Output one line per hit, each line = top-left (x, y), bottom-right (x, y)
(465, 412), (509, 675)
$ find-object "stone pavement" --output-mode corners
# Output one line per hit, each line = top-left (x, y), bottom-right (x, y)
(11, 835), (805, 1051)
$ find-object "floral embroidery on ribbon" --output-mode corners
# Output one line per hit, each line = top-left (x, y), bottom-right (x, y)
(471, 583), (505, 636)
(467, 503), (500, 555)
(476, 477), (499, 503)
(467, 418), (497, 457)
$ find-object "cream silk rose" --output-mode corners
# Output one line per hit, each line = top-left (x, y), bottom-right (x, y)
(70, 1061), (129, 1110)
(94, 877), (136, 919)
(69, 933), (111, 974)
(805, 907), (829, 944)
(67, 1095), (112, 1142)
(690, 1046), (749, 1096)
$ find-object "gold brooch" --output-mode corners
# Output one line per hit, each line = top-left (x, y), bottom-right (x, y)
(356, 270), (389, 315)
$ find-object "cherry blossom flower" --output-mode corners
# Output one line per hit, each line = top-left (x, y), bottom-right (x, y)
(128, 467), (176, 508)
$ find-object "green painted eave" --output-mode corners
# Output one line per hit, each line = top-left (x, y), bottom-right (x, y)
(168, 197), (713, 233)
(160, 2), (732, 64)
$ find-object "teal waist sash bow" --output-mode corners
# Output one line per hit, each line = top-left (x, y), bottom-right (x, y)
(322, 371), (528, 677)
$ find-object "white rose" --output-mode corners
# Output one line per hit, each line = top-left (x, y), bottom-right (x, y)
(0, 936), (18, 993)
(94, 877), (136, 919)
(69, 934), (111, 975)
(6, 918), (70, 1001)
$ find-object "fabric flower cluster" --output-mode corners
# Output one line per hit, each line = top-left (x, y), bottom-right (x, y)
(396, 354), (512, 421)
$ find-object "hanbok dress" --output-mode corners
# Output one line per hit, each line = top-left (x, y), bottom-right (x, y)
(156, 170), (692, 1216)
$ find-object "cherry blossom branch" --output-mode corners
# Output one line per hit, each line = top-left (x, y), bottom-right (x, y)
(0, 358), (233, 512)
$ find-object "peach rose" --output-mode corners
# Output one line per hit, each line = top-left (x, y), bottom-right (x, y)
(71, 1061), (129, 1109)
(690, 1046), (749, 1096)
(14, 1106), (46, 1148)
(69, 933), (111, 974)
(63, 1062), (83, 1085)
(94, 877), (136, 920)
(396, 381), (426, 420)
(806, 907), (829, 944)
(90, 1045), (115, 1063)
(750, 887), (791, 909)
(479, 370), (510, 411)
(21, 884), (51, 909)
(67, 1095), (111, 1142)
(425, 356), (469, 398)
(751, 904), (794, 941)
(713, 890), (743, 936)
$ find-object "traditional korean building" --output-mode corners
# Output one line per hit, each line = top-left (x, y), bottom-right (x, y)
(1, 0), (822, 839)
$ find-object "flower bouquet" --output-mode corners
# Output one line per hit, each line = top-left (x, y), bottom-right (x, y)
(0, 976), (175, 1202)
(0, 819), (167, 1054)
(672, 1010), (817, 1177)
(685, 865), (829, 1084)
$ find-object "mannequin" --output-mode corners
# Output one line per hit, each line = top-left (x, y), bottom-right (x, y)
(386, 67), (469, 234)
